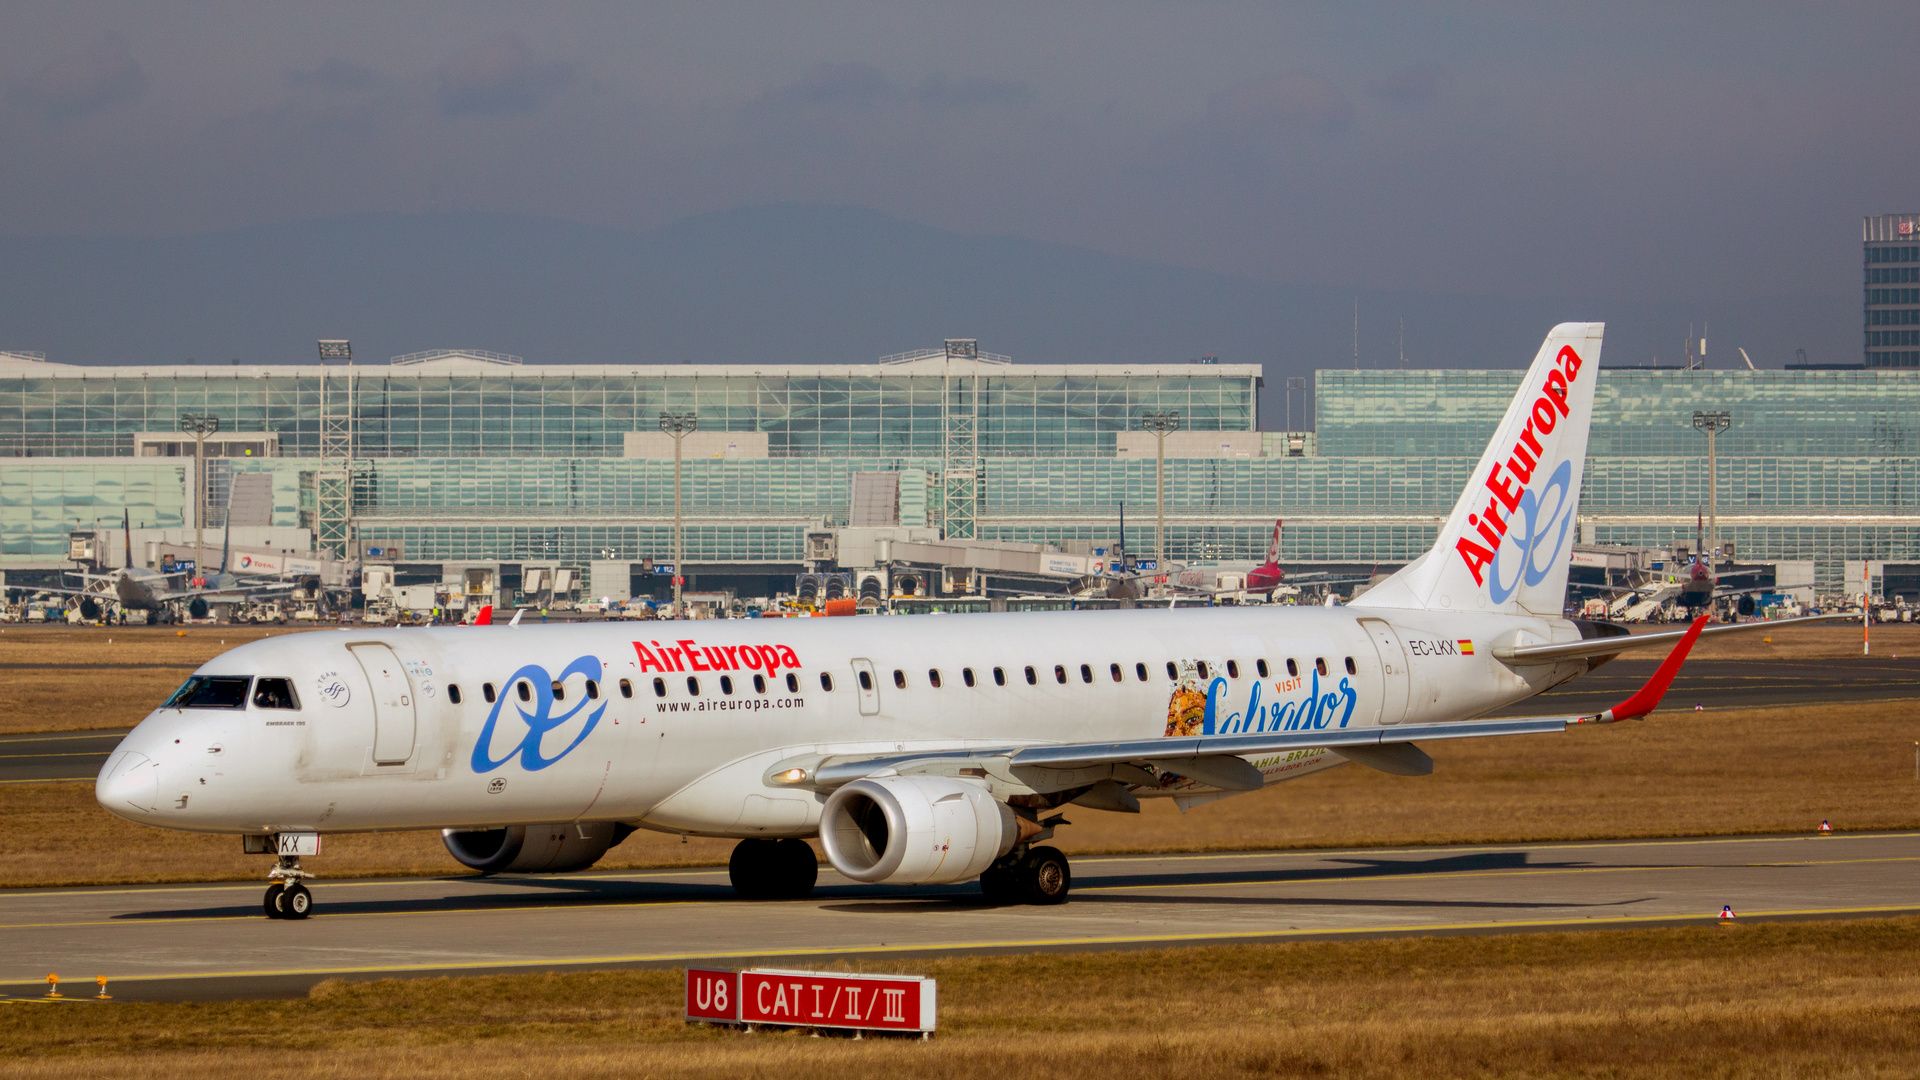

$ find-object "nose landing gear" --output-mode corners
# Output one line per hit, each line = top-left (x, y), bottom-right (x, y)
(264, 855), (315, 920)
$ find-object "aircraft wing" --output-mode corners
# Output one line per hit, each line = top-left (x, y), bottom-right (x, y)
(782, 618), (1711, 792)
(1491, 612), (1853, 664)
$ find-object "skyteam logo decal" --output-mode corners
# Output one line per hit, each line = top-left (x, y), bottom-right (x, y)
(1456, 344), (1585, 600)
(471, 655), (607, 774)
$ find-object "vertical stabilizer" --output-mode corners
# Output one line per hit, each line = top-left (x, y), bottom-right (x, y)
(1263, 520), (1283, 567)
(1353, 323), (1603, 617)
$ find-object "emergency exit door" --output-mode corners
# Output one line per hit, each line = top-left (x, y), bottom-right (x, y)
(349, 642), (417, 764)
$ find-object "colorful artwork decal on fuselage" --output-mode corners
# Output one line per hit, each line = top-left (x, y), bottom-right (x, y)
(1163, 661), (1360, 737)
(471, 655), (608, 774)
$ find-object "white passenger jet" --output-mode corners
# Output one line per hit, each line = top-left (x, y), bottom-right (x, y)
(96, 324), (1832, 919)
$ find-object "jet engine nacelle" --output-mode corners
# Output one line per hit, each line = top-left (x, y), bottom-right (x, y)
(441, 822), (623, 874)
(819, 776), (1016, 885)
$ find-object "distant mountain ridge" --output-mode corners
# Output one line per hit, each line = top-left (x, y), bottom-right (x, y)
(0, 204), (1842, 427)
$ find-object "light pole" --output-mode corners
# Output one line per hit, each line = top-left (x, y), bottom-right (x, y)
(1140, 410), (1180, 574)
(659, 412), (698, 618)
(1692, 411), (1731, 576)
(178, 414), (220, 578)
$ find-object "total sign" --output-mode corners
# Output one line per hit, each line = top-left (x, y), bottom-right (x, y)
(687, 968), (936, 1034)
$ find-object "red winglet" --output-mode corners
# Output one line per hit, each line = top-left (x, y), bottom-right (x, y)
(474, 604), (492, 626)
(1589, 614), (1708, 722)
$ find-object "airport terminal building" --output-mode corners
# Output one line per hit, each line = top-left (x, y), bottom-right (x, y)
(2, 340), (1918, 600)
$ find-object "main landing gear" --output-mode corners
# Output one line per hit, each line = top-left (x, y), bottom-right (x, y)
(979, 845), (1072, 906)
(729, 838), (818, 900)
(263, 854), (314, 920)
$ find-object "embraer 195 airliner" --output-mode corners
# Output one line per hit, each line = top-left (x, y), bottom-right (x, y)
(97, 324), (1826, 918)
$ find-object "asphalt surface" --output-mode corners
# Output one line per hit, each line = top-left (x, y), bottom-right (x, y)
(0, 729), (130, 784)
(1, 831), (1914, 1002)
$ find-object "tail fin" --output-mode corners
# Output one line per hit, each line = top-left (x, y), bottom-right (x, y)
(1263, 520), (1283, 567)
(1353, 322), (1603, 617)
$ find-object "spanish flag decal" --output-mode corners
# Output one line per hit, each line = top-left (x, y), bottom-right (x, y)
(1457, 639), (1475, 655)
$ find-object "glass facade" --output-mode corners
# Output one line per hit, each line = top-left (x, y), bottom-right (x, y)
(0, 355), (1257, 460)
(4, 349), (1917, 597)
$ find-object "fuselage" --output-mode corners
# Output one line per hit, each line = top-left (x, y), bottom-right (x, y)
(97, 606), (1589, 839)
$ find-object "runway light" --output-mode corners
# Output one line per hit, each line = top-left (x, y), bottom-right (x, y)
(772, 768), (808, 784)
(96, 975), (111, 1000)
(45, 973), (60, 998)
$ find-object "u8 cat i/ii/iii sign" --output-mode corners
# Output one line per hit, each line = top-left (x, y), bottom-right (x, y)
(686, 968), (936, 1035)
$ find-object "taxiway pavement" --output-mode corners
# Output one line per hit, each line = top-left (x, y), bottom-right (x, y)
(3, 831), (1914, 1002)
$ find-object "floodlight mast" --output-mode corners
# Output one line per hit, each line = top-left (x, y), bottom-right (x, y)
(659, 412), (698, 618)
(1692, 411), (1732, 576)
(177, 414), (221, 576)
(1139, 410), (1180, 577)
(316, 340), (355, 560)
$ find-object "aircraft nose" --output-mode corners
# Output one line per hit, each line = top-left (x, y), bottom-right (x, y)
(96, 750), (161, 818)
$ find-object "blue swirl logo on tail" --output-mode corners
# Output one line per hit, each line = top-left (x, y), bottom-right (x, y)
(471, 656), (607, 774)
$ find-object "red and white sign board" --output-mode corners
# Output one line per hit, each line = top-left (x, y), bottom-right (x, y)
(686, 967), (936, 1034)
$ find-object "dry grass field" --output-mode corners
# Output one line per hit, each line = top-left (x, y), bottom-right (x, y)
(0, 619), (1911, 736)
(8, 694), (1918, 888)
(7, 918), (1920, 1079)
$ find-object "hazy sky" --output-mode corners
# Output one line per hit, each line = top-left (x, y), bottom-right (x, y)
(2, 3), (1912, 320)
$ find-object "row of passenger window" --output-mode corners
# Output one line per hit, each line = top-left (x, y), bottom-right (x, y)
(445, 654), (1363, 706)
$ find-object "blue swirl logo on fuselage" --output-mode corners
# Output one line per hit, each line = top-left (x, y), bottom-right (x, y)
(1201, 668), (1358, 735)
(471, 656), (607, 774)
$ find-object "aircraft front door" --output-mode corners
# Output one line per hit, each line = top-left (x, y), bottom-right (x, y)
(850, 657), (881, 716)
(349, 642), (417, 764)
(1358, 618), (1411, 726)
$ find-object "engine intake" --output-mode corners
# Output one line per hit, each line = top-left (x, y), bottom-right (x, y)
(441, 822), (626, 874)
(820, 776), (1016, 885)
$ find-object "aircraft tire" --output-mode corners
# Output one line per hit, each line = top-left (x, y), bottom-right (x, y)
(729, 838), (776, 899)
(978, 866), (1021, 905)
(263, 884), (286, 919)
(1020, 846), (1071, 906)
(772, 838), (818, 899)
(283, 884), (313, 919)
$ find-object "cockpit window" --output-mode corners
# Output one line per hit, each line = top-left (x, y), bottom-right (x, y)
(166, 675), (253, 710)
(252, 678), (299, 710)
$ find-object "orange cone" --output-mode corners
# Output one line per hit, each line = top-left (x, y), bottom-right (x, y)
(1719, 905), (1737, 921)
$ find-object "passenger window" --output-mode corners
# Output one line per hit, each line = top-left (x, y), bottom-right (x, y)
(1054, 665), (1068, 684)
(1286, 659), (1299, 678)
(1080, 664), (1093, 684)
(518, 681), (532, 702)
(893, 669), (907, 690)
(687, 676), (701, 695)
(1110, 663), (1123, 683)
(251, 677), (299, 710)
(821, 673), (835, 691)
(447, 684), (462, 705)
(1196, 661), (1209, 680)
(1166, 662), (1177, 680)
(786, 673), (799, 693)
(858, 670), (873, 691)
(963, 668), (976, 687)
(1226, 660), (1240, 679)
(1136, 663), (1148, 681)
(719, 675), (734, 695)
(1024, 666), (1037, 685)
(483, 682), (496, 703)
(585, 679), (599, 700)
(1316, 658), (1329, 676)
(1256, 659), (1270, 679)
(619, 679), (633, 699)
(754, 674), (767, 693)
(1345, 657), (1357, 675)
(928, 669), (942, 688)
(994, 667), (1007, 686)
(653, 678), (667, 698)
(551, 682), (565, 701)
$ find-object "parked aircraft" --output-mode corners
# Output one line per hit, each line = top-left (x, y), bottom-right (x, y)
(1167, 520), (1375, 599)
(42, 513), (305, 621)
(96, 324), (1838, 919)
